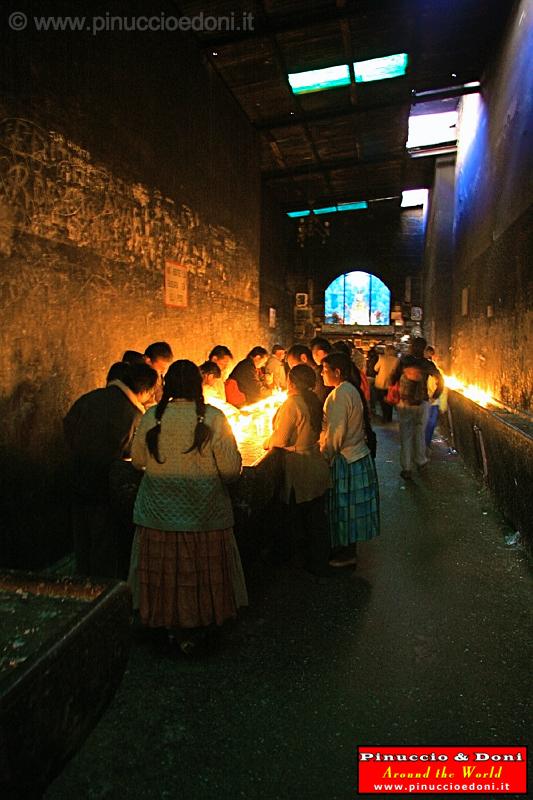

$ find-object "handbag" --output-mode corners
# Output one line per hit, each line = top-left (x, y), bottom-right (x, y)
(385, 382), (400, 405)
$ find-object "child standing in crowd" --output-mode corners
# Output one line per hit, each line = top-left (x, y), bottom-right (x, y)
(264, 364), (331, 579)
(320, 352), (380, 568)
(129, 360), (246, 655)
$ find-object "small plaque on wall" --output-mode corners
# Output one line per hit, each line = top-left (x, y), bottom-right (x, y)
(269, 307), (277, 328)
(164, 261), (188, 307)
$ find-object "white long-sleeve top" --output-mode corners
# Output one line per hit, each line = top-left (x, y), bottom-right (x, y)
(320, 381), (369, 464)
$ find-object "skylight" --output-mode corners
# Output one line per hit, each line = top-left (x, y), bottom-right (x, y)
(406, 111), (458, 149)
(314, 206), (338, 215)
(288, 65), (351, 94)
(401, 189), (428, 208)
(286, 201), (368, 218)
(353, 53), (408, 83)
(337, 201), (368, 211)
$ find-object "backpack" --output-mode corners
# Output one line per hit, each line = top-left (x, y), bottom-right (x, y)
(399, 365), (426, 406)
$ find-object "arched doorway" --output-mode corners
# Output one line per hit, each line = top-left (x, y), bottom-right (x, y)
(325, 271), (391, 325)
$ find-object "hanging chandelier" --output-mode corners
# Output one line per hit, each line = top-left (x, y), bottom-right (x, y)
(297, 211), (331, 247)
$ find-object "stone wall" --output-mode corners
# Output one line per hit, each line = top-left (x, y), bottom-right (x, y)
(0, 7), (292, 568)
(449, 0), (533, 412)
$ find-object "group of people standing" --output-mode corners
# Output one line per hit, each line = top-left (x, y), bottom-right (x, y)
(63, 333), (443, 657)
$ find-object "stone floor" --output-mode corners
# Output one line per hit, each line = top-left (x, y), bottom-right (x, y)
(45, 422), (532, 800)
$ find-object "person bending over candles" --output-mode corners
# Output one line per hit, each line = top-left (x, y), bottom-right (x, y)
(129, 359), (246, 656)
(264, 364), (331, 579)
(320, 352), (380, 568)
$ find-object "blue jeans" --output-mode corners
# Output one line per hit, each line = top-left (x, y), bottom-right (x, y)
(425, 404), (440, 447)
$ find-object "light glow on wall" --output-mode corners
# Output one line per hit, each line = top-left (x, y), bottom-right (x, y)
(407, 111), (458, 148)
(456, 92), (484, 166)
(401, 189), (428, 208)
(288, 65), (351, 94)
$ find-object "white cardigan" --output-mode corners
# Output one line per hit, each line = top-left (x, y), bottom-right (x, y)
(320, 381), (369, 464)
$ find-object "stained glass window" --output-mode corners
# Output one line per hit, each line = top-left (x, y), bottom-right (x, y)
(325, 271), (391, 325)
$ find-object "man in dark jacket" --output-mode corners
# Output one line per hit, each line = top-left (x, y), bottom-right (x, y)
(226, 346), (269, 406)
(390, 337), (444, 480)
(63, 363), (157, 577)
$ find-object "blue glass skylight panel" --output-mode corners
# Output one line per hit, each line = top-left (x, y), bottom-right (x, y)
(337, 201), (368, 211)
(288, 65), (351, 94)
(353, 53), (408, 83)
(314, 206), (338, 215)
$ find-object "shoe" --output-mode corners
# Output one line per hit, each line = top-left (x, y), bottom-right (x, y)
(418, 461), (429, 472)
(400, 470), (413, 480)
(328, 557), (358, 568)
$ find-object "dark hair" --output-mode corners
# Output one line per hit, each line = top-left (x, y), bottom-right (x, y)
(310, 336), (332, 352)
(271, 343), (285, 355)
(144, 341), (173, 362)
(287, 344), (313, 362)
(333, 340), (352, 356)
(199, 360), (221, 379)
(247, 346), (268, 359)
(288, 364), (322, 434)
(106, 362), (130, 384)
(411, 337), (427, 358)
(146, 360), (212, 464)
(121, 350), (145, 365)
(425, 345), (435, 356)
(123, 363), (158, 394)
(322, 352), (375, 454)
(209, 345), (233, 360)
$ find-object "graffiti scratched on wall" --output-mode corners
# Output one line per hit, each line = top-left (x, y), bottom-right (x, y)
(0, 117), (257, 299)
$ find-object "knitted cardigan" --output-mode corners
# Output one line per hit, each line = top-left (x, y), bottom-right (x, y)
(132, 400), (242, 532)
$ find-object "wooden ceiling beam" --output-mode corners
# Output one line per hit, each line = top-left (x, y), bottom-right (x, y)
(197, 1), (399, 49)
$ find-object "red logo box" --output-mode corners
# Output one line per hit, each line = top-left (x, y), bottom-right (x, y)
(357, 746), (527, 794)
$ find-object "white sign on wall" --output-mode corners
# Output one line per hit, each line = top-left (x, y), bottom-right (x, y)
(164, 261), (188, 307)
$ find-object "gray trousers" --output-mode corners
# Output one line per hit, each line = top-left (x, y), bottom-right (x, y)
(397, 402), (429, 472)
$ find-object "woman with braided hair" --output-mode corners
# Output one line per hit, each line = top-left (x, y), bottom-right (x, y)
(129, 359), (246, 655)
(320, 351), (380, 568)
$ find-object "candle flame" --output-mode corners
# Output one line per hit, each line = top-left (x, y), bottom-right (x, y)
(207, 390), (287, 446)
(443, 374), (499, 409)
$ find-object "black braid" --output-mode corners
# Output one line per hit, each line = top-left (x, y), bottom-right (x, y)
(183, 391), (212, 454)
(323, 352), (376, 458)
(146, 394), (171, 464)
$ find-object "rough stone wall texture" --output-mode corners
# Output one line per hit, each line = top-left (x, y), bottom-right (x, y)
(449, 0), (533, 412)
(0, 13), (291, 568)
(446, 391), (533, 549)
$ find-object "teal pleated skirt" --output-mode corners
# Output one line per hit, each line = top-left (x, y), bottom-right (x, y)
(327, 453), (380, 547)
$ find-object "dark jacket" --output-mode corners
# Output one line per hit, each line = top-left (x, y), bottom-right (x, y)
(228, 358), (268, 405)
(313, 364), (332, 406)
(63, 383), (144, 501)
(390, 355), (444, 405)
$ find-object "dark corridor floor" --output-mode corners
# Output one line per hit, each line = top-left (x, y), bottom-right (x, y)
(45, 423), (532, 800)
